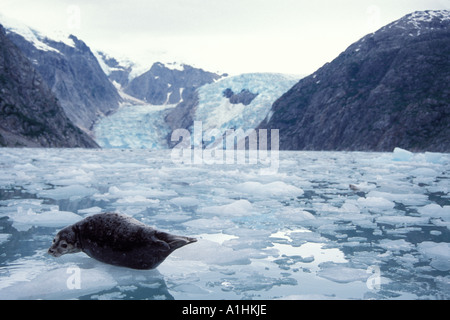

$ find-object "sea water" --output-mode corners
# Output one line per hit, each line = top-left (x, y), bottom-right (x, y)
(0, 148), (448, 300)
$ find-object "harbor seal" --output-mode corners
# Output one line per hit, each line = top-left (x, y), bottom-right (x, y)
(48, 212), (197, 270)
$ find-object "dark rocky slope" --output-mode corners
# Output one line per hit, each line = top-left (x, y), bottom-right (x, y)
(260, 10), (450, 152)
(0, 25), (98, 148)
(6, 29), (121, 134)
(124, 62), (224, 105)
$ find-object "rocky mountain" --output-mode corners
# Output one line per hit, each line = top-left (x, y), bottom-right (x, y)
(3, 17), (121, 134)
(124, 62), (225, 105)
(0, 25), (98, 148)
(260, 10), (450, 152)
(95, 51), (136, 89)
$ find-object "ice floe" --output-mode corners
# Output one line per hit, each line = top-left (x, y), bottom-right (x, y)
(417, 242), (450, 271)
(0, 148), (448, 299)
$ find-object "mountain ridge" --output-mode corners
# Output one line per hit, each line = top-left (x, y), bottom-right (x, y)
(0, 24), (98, 148)
(259, 10), (450, 152)
(123, 62), (225, 105)
(2, 16), (122, 134)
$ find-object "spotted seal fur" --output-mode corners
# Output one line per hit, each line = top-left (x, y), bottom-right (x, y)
(48, 212), (197, 269)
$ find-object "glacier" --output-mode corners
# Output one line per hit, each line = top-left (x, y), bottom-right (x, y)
(93, 73), (299, 149)
(193, 73), (299, 140)
(94, 104), (176, 149)
(0, 148), (449, 300)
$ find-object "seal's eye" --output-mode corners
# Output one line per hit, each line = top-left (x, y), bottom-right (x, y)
(61, 243), (68, 248)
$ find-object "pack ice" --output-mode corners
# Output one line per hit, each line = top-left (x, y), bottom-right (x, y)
(0, 147), (449, 300)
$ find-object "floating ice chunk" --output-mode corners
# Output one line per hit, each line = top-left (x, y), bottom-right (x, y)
(376, 215), (429, 227)
(426, 181), (449, 194)
(339, 200), (361, 214)
(317, 262), (369, 283)
(0, 233), (11, 244)
(287, 230), (328, 244)
(13, 163), (38, 171)
(435, 276), (450, 294)
(174, 239), (252, 265)
(418, 204), (450, 221)
(0, 199), (45, 217)
(106, 185), (177, 199)
(392, 147), (414, 161)
(275, 207), (315, 223)
(196, 233), (239, 245)
(152, 211), (192, 223)
(170, 283), (210, 295)
(424, 152), (448, 164)
(410, 167), (437, 177)
(0, 265), (117, 300)
(394, 253), (419, 269)
(236, 181), (304, 198)
(77, 206), (103, 215)
(80, 163), (104, 170)
(9, 208), (82, 231)
(198, 199), (254, 216)
(183, 217), (235, 232)
(417, 242), (450, 271)
(37, 185), (98, 200)
(377, 239), (415, 253)
(273, 242), (346, 267)
(170, 197), (200, 207)
(348, 182), (376, 192)
(115, 195), (160, 206)
(48, 168), (93, 186)
(367, 191), (429, 206)
(357, 197), (395, 211)
(216, 272), (298, 294)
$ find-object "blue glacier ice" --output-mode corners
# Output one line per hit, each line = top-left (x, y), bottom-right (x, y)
(94, 104), (175, 149)
(93, 73), (299, 149)
(193, 73), (299, 139)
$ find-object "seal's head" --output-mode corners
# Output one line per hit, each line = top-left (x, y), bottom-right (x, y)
(48, 226), (81, 257)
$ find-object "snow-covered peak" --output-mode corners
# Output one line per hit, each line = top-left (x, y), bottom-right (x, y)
(0, 13), (77, 53)
(93, 50), (150, 85)
(350, 9), (450, 51)
(94, 51), (130, 75)
(404, 10), (450, 29)
(1, 13), (59, 53)
(164, 61), (185, 71)
(382, 10), (450, 33)
(407, 10), (450, 23)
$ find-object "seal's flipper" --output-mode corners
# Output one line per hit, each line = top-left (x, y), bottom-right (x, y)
(168, 236), (197, 250)
(155, 231), (197, 251)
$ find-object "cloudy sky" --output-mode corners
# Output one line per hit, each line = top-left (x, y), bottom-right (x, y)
(1, 0), (449, 75)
